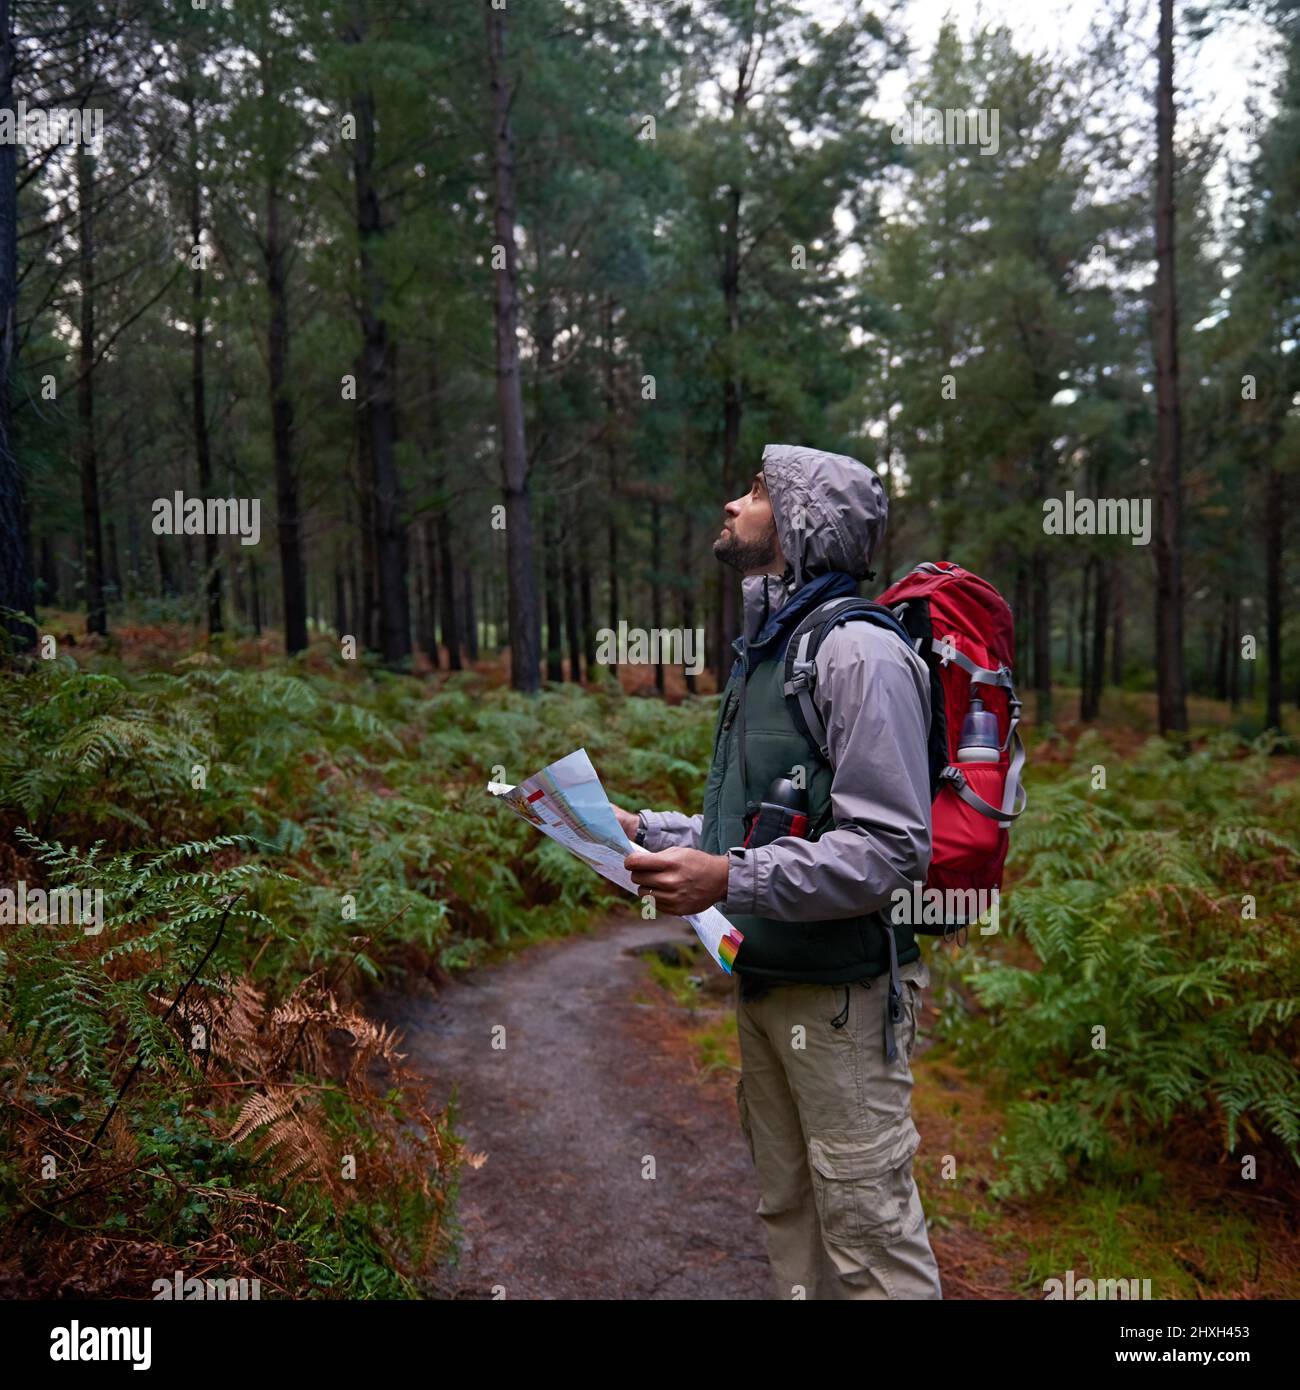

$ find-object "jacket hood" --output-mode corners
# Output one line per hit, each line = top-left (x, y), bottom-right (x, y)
(740, 443), (889, 643)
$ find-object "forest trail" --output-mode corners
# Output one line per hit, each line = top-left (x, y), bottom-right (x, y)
(375, 911), (773, 1300)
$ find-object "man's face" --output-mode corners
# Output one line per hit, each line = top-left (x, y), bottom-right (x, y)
(714, 470), (783, 575)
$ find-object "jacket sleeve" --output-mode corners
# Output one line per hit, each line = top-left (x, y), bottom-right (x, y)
(717, 621), (932, 921)
(636, 809), (704, 853)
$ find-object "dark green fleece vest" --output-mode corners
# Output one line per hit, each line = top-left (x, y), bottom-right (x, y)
(700, 653), (919, 984)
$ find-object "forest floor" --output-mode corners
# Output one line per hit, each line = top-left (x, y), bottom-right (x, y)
(375, 912), (772, 1299)
(374, 907), (1033, 1300)
(377, 901), (1300, 1301)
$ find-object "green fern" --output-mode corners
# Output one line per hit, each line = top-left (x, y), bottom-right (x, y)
(960, 731), (1300, 1197)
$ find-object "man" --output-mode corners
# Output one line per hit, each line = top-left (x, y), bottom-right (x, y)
(611, 443), (942, 1301)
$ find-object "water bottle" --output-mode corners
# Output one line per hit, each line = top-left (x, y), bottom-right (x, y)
(743, 777), (810, 847)
(956, 695), (1001, 763)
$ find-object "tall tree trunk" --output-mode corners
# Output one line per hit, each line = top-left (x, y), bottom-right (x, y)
(1065, 569), (1078, 675)
(1013, 560), (1028, 679)
(1086, 554), (1109, 720)
(1263, 466), (1283, 732)
(420, 518), (438, 664)
(604, 294), (619, 683)
(436, 518), (461, 669)
(651, 494), (664, 695)
(1110, 562), (1125, 687)
(543, 503), (563, 682)
(462, 565), (479, 662)
(188, 90), (221, 635)
(1027, 437), (1054, 722)
(1214, 587), (1230, 700)
(265, 163), (307, 654)
(717, 183), (742, 690)
(250, 558), (262, 636)
(429, 351), (461, 670)
(563, 507), (581, 683)
(413, 524), (429, 661)
(536, 299), (561, 683)
(123, 432), (142, 600)
(579, 545), (595, 675)
(1031, 552), (1051, 724)
(681, 505), (697, 696)
(0, 0), (32, 646)
(77, 143), (106, 636)
(498, 572), (506, 653)
(1077, 558), (1090, 713)
(351, 72), (409, 668)
(231, 553), (246, 624)
(105, 520), (121, 598)
(156, 533), (174, 597)
(354, 361), (378, 650)
(182, 530), (196, 601)
(486, 1), (539, 692)
(1153, 0), (1188, 733)
(1227, 592), (1240, 709)
(38, 536), (57, 606)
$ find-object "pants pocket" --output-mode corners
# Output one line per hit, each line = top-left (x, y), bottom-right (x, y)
(736, 1076), (756, 1165)
(808, 1120), (920, 1248)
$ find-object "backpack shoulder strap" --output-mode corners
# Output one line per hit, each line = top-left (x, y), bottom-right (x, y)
(781, 597), (917, 763)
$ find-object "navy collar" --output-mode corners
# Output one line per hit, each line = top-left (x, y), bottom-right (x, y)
(730, 570), (858, 675)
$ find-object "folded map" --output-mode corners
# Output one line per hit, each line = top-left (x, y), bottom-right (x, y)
(487, 748), (743, 973)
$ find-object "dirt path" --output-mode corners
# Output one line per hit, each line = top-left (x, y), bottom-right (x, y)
(374, 910), (771, 1300)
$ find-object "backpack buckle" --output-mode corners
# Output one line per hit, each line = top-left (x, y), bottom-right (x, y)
(785, 658), (816, 695)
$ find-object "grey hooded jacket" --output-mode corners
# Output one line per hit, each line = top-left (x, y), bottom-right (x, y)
(636, 443), (933, 925)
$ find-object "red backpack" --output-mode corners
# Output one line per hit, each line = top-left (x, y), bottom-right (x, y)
(781, 561), (1027, 935)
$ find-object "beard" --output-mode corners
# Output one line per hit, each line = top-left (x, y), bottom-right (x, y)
(714, 516), (780, 574)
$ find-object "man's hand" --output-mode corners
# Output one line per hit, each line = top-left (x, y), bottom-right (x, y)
(611, 804), (640, 841)
(623, 847), (730, 917)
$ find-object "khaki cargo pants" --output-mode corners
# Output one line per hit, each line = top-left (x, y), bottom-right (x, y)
(734, 955), (943, 1300)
